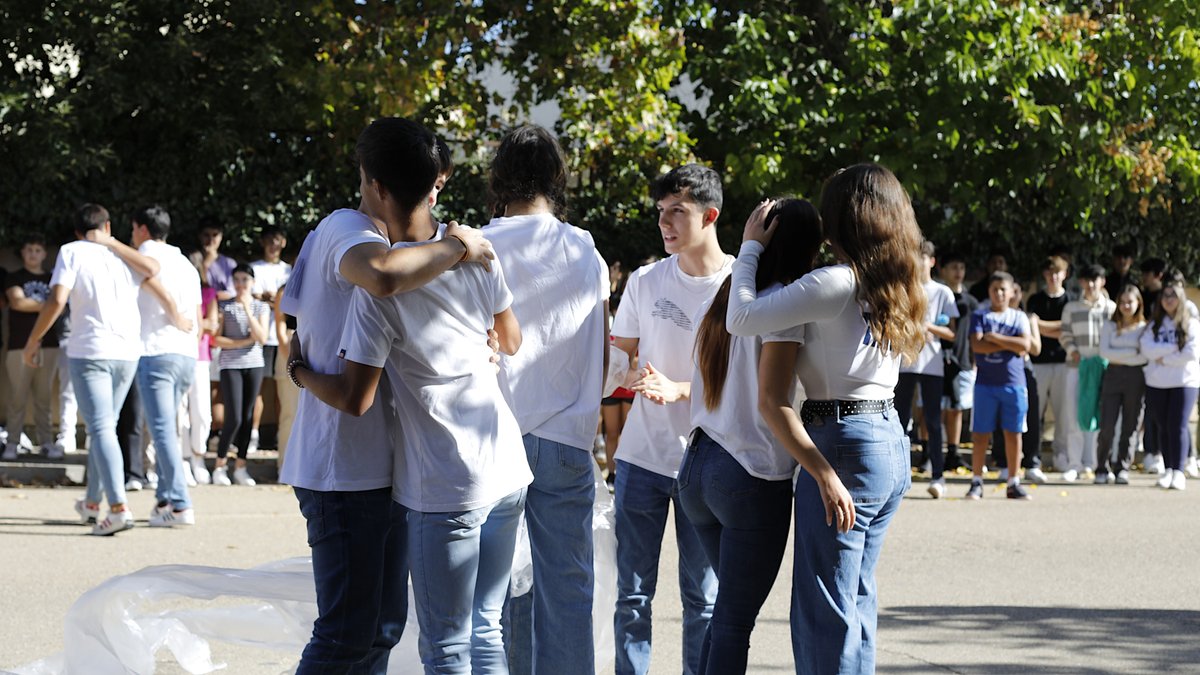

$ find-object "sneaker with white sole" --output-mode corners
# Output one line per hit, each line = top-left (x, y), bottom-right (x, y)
(1025, 467), (1048, 484)
(1170, 470), (1187, 491)
(211, 466), (232, 486)
(965, 480), (984, 500)
(1094, 471), (1114, 485)
(182, 462), (198, 487)
(246, 429), (259, 454)
(1156, 470), (1173, 489)
(1006, 482), (1032, 500)
(124, 478), (143, 491)
(233, 467), (256, 486)
(927, 480), (945, 500)
(92, 509), (134, 536)
(1115, 470), (1131, 485)
(191, 456), (211, 484)
(1061, 469), (1079, 483)
(1144, 453), (1165, 475)
(74, 499), (100, 524)
(1186, 457), (1199, 479)
(149, 503), (195, 527)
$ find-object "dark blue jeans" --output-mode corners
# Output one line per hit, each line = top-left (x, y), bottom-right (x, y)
(894, 373), (945, 479)
(676, 430), (792, 675)
(294, 487), (408, 675)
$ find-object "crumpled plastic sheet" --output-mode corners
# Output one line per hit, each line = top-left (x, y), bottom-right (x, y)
(9, 466), (618, 675)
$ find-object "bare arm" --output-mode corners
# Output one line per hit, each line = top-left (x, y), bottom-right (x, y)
(244, 302), (270, 344)
(757, 341), (854, 533)
(926, 323), (955, 342)
(295, 359), (384, 417)
(1037, 317), (1063, 339)
(22, 284), (70, 367)
(211, 307), (252, 349)
(492, 307), (521, 355)
(6, 286), (43, 313)
(339, 223), (494, 298)
(87, 229), (161, 279)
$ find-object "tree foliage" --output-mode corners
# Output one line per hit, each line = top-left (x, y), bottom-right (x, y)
(3, 1), (1199, 277)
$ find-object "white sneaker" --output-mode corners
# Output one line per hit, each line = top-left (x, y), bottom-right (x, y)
(1, 444), (17, 461)
(1061, 469), (1078, 483)
(1025, 467), (1048, 484)
(149, 503), (195, 527)
(55, 436), (76, 455)
(1170, 470), (1187, 491)
(92, 509), (134, 536)
(1186, 457), (1199, 479)
(232, 467), (256, 486)
(17, 432), (33, 453)
(74, 499), (100, 524)
(246, 429), (260, 454)
(1156, 469), (1173, 489)
(145, 470), (158, 490)
(124, 478), (143, 491)
(927, 479), (945, 499)
(1144, 453), (1165, 475)
(182, 462), (198, 487)
(191, 456), (211, 484)
(212, 466), (232, 486)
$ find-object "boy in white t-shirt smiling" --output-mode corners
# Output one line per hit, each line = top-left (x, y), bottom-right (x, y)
(610, 164), (728, 675)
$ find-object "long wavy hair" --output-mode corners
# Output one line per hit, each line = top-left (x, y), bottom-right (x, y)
(1150, 278), (1190, 349)
(1113, 284), (1145, 332)
(819, 163), (927, 364)
(695, 198), (822, 410)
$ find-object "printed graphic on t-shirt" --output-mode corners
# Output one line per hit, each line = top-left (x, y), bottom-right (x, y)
(22, 280), (50, 303)
(652, 298), (692, 330)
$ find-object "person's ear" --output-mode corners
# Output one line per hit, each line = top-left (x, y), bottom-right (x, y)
(703, 206), (719, 227)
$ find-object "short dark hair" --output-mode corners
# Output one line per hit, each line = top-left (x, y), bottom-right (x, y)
(650, 163), (723, 211)
(75, 203), (109, 235)
(435, 136), (454, 179)
(232, 262), (255, 279)
(1078, 263), (1105, 281)
(20, 233), (46, 249)
(259, 224), (285, 240)
(988, 271), (1015, 286)
(940, 250), (966, 266)
(356, 117), (441, 214)
(919, 239), (935, 257)
(134, 205), (171, 240)
(197, 215), (224, 233)
(488, 125), (568, 220)
(1140, 257), (1167, 275)
(1112, 243), (1135, 258)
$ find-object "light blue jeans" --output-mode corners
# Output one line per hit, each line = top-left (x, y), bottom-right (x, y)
(409, 488), (526, 674)
(614, 460), (717, 675)
(791, 410), (910, 675)
(137, 353), (196, 510)
(72, 358), (138, 507)
(504, 435), (595, 674)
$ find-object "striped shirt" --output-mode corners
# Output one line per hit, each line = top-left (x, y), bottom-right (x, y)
(218, 298), (268, 369)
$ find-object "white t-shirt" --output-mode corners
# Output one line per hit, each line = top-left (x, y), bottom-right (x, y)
(689, 284), (802, 481)
(726, 242), (899, 401)
(611, 254), (733, 478)
(483, 213), (609, 452)
(277, 209), (396, 493)
(901, 279), (959, 376)
(339, 226), (532, 512)
(51, 240), (143, 361)
(251, 259), (291, 346)
(137, 240), (202, 358)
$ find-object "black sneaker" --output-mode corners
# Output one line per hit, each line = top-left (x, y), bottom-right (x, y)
(1006, 483), (1032, 500)
(965, 481), (984, 500)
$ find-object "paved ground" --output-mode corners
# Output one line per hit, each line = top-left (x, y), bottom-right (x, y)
(2, 468), (1198, 674)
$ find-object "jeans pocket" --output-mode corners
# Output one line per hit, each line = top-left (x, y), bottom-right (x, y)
(449, 504), (489, 529)
(835, 442), (894, 505)
(676, 443), (699, 491)
(557, 443), (594, 478)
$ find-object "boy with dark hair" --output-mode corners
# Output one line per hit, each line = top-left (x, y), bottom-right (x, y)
(968, 250), (1008, 302)
(967, 271), (1033, 500)
(248, 224), (291, 454)
(895, 240), (957, 498)
(1107, 244), (1137, 295)
(5, 234), (58, 459)
(610, 163), (723, 675)
(1027, 255), (1074, 477)
(937, 251), (978, 472)
(1060, 264), (1115, 481)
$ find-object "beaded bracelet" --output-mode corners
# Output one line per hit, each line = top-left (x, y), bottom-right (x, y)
(287, 358), (307, 389)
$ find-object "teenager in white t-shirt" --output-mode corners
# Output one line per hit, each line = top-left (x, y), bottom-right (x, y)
(285, 118), (504, 673)
(23, 203), (190, 536)
(249, 225), (292, 454)
(279, 120), (492, 672)
(610, 164), (728, 675)
(482, 125), (609, 674)
(728, 165), (929, 674)
(894, 240), (959, 498)
(679, 198), (855, 673)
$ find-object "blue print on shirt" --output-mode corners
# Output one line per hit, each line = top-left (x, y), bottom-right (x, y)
(971, 308), (1029, 387)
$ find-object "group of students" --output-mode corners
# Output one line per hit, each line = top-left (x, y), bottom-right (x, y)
(278, 115), (927, 675)
(901, 243), (1200, 501)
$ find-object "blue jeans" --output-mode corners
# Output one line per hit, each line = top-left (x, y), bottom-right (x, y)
(137, 354), (196, 510)
(894, 373), (944, 479)
(410, 488), (526, 674)
(792, 410), (909, 675)
(294, 487), (408, 675)
(614, 460), (717, 675)
(504, 435), (595, 674)
(71, 358), (137, 507)
(676, 431), (792, 675)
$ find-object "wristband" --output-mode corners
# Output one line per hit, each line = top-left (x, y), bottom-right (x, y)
(445, 232), (471, 263)
(287, 359), (307, 389)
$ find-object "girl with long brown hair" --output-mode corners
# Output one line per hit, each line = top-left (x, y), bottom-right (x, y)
(677, 199), (853, 674)
(726, 164), (927, 674)
(1096, 284), (1147, 483)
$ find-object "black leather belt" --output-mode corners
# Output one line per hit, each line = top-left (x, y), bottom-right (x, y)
(800, 399), (894, 424)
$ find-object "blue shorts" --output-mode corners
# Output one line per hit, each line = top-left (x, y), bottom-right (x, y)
(972, 384), (1028, 434)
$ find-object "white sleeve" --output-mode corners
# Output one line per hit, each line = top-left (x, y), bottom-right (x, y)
(491, 257), (513, 315)
(942, 287), (960, 319)
(1140, 324), (1175, 361)
(338, 288), (394, 368)
(49, 248), (76, 290)
(726, 241), (853, 336)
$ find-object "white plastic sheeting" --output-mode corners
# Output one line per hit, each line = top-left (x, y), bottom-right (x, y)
(10, 467), (618, 674)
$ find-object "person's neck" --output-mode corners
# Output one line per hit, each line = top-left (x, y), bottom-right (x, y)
(504, 196), (552, 217)
(1083, 292), (1100, 305)
(261, 252), (281, 264)
(386, 210), (436, 244)
(946, 280), (964, 293)
(1046, 284), (1065, 297)
(676, 240), (728, 278)
(23, 264), (43, 275)
(202, 249), (219, 264)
